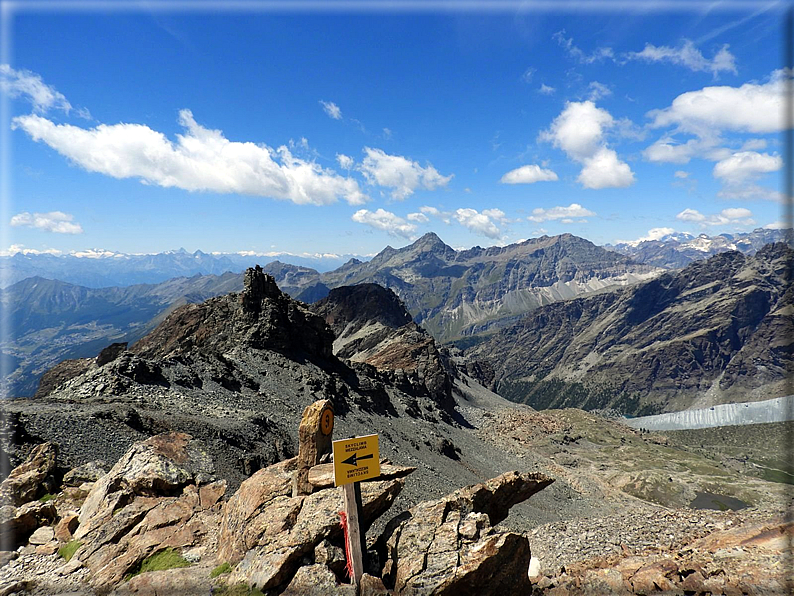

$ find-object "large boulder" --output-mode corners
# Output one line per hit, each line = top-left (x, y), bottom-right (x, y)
(70, 432), (225, 589)
(379, 470), (554, 595)
(219, 457), (408, 592)
(0, 442), (58, 507)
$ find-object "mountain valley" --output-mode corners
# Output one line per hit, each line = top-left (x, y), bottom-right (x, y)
(0, 264), (790, 594)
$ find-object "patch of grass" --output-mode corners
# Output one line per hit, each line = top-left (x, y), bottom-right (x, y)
(124, 548), (191, 581)
(38, 493), (56, 503)
(212, 582), (265, 596)
(210, 562), (233, 578)
(58, 540), (82, 562)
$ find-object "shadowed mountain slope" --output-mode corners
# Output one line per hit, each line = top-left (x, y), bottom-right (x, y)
(466, 243), (793, 416)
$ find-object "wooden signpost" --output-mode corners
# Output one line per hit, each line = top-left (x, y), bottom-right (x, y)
(333, 434), (380, 589)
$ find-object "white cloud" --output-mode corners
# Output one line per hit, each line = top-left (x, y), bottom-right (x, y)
(319, 100), (342, 120)
(539, 100), (635, 189)
(648, 70), (788, 136)
(587, 81), (612, 101)
(626, 40), (737, 77)
(528, 203), (596, 223)
(0, 64), (84, 115)
(500, 164), (558, 184)
(13, 110), (368, 206)
(676, 207), (755, 226)
(0, 244), (63, 256)
(639, 227), (676, 242)
(674, 170), (690, 179)
(420, 206), (452, 224)
(407, 212), (429, 223)
(553, 30), (614, 64)
(539, 100), (613, 160)
(359, 147), (452, 200)
(10, 211), (83, 234)
(482, 208), (509, 223)
(539, 84), (556, 95)
(741, 139), (767, 151)
(712, 151), (782, 184)
(522, 67), (535, 83)
(382, 128), (392, 139)
(454, 208), (502, 239)
(717, 184), (783, 202)
(676, 208), (706, 222)
(614, 227), (676, 246)
(721, 207), (753, 219)
(336, 154), (354, 169)
(351, 209), (416, 238)
(577, 147), (635, 189)
(763, 221), (789, 230)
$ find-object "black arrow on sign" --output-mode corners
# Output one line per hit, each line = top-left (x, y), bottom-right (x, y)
(342, 452), (374, 467)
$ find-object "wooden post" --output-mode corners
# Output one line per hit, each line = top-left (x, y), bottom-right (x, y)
(343, 481), (366, 589)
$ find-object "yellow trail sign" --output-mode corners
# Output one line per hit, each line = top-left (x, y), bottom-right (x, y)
(333, 434), (380, 487)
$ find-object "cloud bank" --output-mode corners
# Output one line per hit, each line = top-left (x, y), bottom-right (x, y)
(14, 110), (368, 206)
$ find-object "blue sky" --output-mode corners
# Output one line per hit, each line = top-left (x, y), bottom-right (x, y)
(1, 1), (789, 258)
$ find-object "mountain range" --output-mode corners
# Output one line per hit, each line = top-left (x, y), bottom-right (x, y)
(0, 248), (362, 289)
(266, 232), (663, 342)
(605, 227), (789, 269)
(1, 273), (243, 398)
(466, 242), (793, 416)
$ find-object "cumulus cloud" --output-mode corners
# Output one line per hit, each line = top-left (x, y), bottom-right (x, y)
(676, 207), (755, 226)
(553, 30), (614, 64)
(539, 101), (635, 189)
(615, 227), (676, 245)
(638, 227), (676, 242)
(577, 148), (635, 189)
(13, 110), (368, 206)
(500, 164), (558, 184)
(336, 154), (354, 169)
(0, 64), (86, 116)
(351, 209), (416, 238)
(320, 100), (342, 120)
(454, 208), (503, 239)
(360, 148), (452, 200)
(674, 170), (690, 179)
(419, 206), (452, 224)
(407, 212), (429, 223)
(528, 203), (596, 223)
(763, 221), (789, 230)
(625, 40), (737, 77)
(10, 211), (83, 234)
(648, 70), (788, 136)
(712, 151), (782, 184)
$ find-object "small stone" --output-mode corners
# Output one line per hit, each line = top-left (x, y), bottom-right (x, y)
(28, 526), (54, 545)
(54, 514), (80, 543)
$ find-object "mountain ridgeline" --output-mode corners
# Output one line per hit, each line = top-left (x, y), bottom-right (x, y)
(466, 242), (793, 416)
(266, 232), (662, 343)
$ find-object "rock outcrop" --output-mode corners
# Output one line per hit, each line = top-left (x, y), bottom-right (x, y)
(312, 284), (454, 415)
(132, 264), (334, 363)
(378, 471), (554, 595)
(218, 456), (406, 591)
(70, 432), (225, 589)
(0, 442), (58, 507)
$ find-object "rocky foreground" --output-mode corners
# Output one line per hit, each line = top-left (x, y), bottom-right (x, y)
(0, 428), (555, 595)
